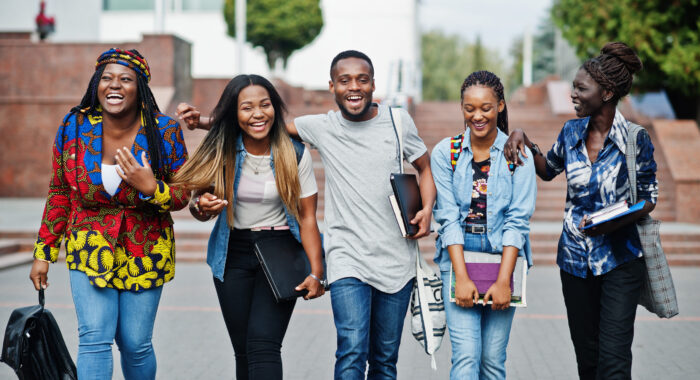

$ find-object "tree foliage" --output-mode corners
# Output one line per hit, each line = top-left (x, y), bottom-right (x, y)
(551, 0), (700, 97)
(421, 31), (504, 101)
(224, 0), (323, 70)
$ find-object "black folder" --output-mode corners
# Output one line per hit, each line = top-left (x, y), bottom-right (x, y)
(389, 173), (423, 236)
(253, 234), (311, 302)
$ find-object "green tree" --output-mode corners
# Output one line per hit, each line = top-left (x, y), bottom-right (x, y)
(532, 15), (556, 83)
(224, 0), (323, 70)
(421, 31), (504, 101)
(551, 0), (700, 119)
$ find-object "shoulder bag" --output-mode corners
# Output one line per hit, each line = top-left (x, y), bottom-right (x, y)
(389, 107), (446, 369)
(626, 123), (679, 318)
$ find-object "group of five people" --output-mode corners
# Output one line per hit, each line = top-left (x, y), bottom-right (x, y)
(29, 41), (656, 380)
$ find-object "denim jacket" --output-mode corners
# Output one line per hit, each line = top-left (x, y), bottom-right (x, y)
(431, 129), (537, 272)
(207, 135), (304, 281)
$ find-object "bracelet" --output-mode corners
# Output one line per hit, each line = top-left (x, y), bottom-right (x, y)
(192, 195), (202, 213)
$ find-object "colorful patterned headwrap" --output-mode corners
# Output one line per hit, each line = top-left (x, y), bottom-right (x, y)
(95, 48), (151, 83)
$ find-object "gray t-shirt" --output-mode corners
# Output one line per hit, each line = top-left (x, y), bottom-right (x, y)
(295, 104), (427, 293)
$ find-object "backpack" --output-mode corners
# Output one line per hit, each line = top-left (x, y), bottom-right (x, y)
(450, 132), (516, 173)
(0, 290), (77, 380)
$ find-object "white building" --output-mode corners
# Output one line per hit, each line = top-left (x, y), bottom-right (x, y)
(1, 0), (421, 100)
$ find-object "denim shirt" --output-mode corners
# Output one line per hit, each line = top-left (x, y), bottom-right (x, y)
(545, 110), (658, 278)
(431, 129), (537, 273)
(207, 135), (304, 281)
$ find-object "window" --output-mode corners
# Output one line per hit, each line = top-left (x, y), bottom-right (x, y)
(182, 0), (222, 11)
(103, 0), (155, 11)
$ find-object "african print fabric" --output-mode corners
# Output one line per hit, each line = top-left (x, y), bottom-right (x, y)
(466, 158), (489, 224)
(33, 110), (188, 291)
(545, 110), (658, 278)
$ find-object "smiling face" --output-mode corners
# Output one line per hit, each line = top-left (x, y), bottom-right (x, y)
(97, 63), (139, 117)
(461, 85), (504, 141)
(571, 68), (611, 118)
(329, 57), (375, 121)
(237, 84), (275, 144)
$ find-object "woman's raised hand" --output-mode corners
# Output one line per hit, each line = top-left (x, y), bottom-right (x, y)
(504, 128), (528, 166)
(115, 149), (158, 196)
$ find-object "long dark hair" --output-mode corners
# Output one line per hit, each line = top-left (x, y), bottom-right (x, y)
(582, 42), (643, 104)
(460, 70), (509, 134)
(69, 49), (166, 180)
(170, 74), (302, 227)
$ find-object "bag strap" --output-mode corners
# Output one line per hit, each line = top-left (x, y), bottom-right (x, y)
(389, 107), (404, 173)
(414, 249), (438, 368)
(450, 133), (465, 172)
(625, 123), (644, 204)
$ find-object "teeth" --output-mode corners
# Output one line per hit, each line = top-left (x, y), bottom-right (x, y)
(348, 96), (361, 101)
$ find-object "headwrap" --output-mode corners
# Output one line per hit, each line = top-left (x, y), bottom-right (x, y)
(95, 48), (151, 83)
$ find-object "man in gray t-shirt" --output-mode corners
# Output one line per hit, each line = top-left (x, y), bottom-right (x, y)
(289, 50), (436, 380)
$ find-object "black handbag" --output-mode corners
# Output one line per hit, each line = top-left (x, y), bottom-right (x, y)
(1, 289), (77, 380)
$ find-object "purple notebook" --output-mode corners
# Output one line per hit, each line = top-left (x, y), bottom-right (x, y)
(464, 262), (513, 295)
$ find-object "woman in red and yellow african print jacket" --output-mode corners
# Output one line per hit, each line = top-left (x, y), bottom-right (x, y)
(33, 109), (188, 291)
(29, 48), (188, 380)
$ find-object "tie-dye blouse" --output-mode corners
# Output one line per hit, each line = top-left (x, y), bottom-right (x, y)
(545, 110), (658, 278)
(33, 111), (189, 291)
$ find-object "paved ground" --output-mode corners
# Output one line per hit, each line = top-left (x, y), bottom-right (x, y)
(1, 262), (698, 380)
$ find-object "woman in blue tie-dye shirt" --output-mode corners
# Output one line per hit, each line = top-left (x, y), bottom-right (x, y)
(504, 42), (657, 380)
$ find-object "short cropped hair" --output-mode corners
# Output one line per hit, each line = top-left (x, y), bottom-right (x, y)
(329, 50), (374, 79)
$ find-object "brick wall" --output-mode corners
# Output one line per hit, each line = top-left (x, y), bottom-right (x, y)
(0, 33), (191, 196)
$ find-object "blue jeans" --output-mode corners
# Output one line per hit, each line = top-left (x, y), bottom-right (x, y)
(442, 232), (516, 380)
(330, 277), (413, 380)
(69, 270), (163, 380)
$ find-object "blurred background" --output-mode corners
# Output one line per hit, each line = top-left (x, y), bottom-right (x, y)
(2, 0), (700, 258)
(1, 2), (700, 379)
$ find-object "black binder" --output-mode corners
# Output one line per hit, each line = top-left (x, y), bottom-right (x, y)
(254, 234), (311, 302)
(389, 173), (422, 236)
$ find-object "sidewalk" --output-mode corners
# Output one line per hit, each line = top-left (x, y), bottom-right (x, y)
(1, 262), (699, 379)
(2, 198), (700, 379)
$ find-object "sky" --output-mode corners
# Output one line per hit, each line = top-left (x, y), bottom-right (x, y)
(419, 0), (554, 63)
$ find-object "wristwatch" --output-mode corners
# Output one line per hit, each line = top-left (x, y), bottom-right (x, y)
(529, 142), (543, 156)
(309, 273), (328, 289)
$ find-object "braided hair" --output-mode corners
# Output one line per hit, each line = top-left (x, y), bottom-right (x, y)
(69, 49), (166, 181)
(460, 70), (509, 134)
(582, 42), (643, 104)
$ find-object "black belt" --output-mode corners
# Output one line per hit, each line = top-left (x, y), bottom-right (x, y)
(465, 225), (486, 234)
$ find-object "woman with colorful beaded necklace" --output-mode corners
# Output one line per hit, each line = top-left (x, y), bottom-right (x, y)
(29, 48), (189, 379)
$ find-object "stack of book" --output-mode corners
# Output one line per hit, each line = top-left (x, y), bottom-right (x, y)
(449, 251), (527, 307)
(583, 200), (646, 229)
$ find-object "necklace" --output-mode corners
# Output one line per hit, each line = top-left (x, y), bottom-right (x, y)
(250, 151), (269, 175)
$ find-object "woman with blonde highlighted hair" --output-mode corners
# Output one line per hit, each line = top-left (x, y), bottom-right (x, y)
(172, 74), (325, 380)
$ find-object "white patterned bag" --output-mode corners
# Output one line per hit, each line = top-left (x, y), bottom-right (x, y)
(410, 252), (446, 370)
(388, 107), (446, 369)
